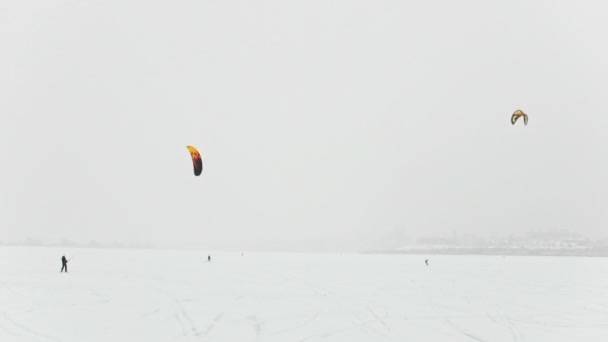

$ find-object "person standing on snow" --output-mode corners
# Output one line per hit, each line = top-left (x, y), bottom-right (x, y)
(61, 255), (68, 272)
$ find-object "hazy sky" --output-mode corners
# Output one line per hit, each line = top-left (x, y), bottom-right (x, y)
(2, 0), (608, 251)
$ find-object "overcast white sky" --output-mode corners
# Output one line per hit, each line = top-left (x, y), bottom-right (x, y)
(1, 0), (608, 251)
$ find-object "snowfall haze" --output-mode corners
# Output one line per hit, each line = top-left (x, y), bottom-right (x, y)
(2, 0), (608, 251)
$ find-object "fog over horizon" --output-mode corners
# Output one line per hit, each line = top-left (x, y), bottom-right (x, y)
(2, 0), (608, 253)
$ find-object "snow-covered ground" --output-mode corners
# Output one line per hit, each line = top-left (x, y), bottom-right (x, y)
(1, 246), (607, 341)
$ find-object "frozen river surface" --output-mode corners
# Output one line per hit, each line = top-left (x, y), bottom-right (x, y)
(1, 246), (608, 341)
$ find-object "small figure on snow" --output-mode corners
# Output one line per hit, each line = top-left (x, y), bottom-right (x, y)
(61, 255), (68, 272)
(207, 255), (211, 262)
(425, 259), (429, 266)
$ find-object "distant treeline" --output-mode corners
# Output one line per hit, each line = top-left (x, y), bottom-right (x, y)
(366, 247), (608, 257)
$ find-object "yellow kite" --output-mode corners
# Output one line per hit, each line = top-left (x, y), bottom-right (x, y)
(186, 145), (203, 176)
(511, 109), (528, 126)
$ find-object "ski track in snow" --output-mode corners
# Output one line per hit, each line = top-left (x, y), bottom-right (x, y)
(3, 314), (60, 342)
(175, 299), (200, 336)
(247, 315), (262, 337)
(197, 312), (224, 338)
(443, 318), (487, 342)
(505, 317), (522, 342)
(367, 307), (389, 331)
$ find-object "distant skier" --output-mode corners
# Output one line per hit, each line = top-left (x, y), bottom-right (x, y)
(207, 255), (211, 262)
(425, 259), (429, 266)
(61, 255), (68, 273)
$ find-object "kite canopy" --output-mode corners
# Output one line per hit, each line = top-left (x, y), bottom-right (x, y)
(186, 145), (203, 176)
(511, 109), (528, 125)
